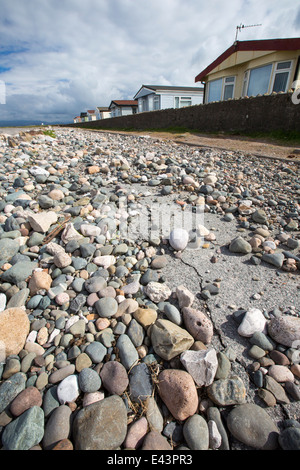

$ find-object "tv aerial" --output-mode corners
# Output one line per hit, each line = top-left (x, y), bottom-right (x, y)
(235, 23), (262, 41)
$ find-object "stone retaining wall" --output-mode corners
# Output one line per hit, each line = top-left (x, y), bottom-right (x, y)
(63, 92), (300, 134)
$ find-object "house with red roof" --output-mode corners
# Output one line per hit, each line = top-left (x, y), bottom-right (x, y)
(87, 110), (97, 121)
(195, 37), (300, 103)
(95, 106), (111, 120)
(109, 100), (138, 117)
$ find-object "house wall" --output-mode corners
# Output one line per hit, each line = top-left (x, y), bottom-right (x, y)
(121, 107), (135, 116)
(160, 91), (203, 108)
(102, 111), (111, 119)
(110, 106), (120, 117)
(64, 92), (300, 134)
(204, 50), (300, 101)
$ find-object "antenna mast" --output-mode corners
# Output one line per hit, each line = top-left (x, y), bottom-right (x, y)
(235, 23), (262, 41)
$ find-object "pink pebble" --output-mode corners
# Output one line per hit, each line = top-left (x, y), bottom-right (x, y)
(87, 292), (99, 306)
(96, 317), (110, 330)
(83, 391), (105, 407)
(124, 417), (148, 449)
(55, 292), (70, 305)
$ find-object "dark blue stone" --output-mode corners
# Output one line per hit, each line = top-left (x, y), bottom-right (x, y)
(129, 363), (153, 403)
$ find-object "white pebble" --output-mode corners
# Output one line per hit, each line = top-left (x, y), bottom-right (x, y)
(237, 308), (267, 337)
(57, 374), (80, 404)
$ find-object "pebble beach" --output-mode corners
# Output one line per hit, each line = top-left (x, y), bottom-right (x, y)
(0, 126), (299, 451)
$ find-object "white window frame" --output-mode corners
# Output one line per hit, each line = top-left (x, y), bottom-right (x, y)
(270, 60), (293, 93)
(242, 60), (294, 98)
(174, 96), (192, 108)
(222, 76), (236, 100)
(206, 76), (236, 103)
(206, 79), (222, 103)
(242, 70), (249, 97)
(153, 95), (160, 110)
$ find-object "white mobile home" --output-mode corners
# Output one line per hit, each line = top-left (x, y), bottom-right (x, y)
(133, 85), (204, 113)
(95, 107), (111, 120)
(109, 100), (138, 117)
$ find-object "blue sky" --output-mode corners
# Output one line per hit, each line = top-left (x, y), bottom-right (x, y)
(0, 0), (299, 123)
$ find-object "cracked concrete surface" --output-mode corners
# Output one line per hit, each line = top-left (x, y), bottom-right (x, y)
(123, 183), (300, 432)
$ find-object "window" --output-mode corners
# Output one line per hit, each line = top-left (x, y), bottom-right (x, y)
(247, 63), (272, 96)
(141, 98), (148, 112)
(207, 76), (235, 102)
(242, 70), (249, 97)
(207, 78), (222, 102)
(153, 96), (160, 110)
(272, 61), (292, 93)
(223, 76), (235, 100)
(174, 96), (192, 108)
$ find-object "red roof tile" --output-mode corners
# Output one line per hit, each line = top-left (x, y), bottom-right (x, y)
(111, 100), (138, 106)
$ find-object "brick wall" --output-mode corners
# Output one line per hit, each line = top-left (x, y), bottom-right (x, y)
(63, 92), (300, 134)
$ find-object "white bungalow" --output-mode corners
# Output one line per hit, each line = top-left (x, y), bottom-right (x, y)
(95, 107), (111, 120)
(108, 100), (138, 118)
(87, 110), (97, 121)
(133, 85), (204, 113)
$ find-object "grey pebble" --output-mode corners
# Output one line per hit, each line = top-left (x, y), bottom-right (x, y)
(78, 367), (101, 393)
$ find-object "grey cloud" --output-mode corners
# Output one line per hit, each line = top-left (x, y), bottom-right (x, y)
(0, 0), (299, 123)
(294, 7), (300, 28)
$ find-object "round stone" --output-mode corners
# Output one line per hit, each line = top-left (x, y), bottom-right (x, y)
(84, 276), (107, 293)
(100, 361), (129, 395)
(169, 228), (189, 251)
(94, 297), (118, 318)
(116, 334), (139, 370)
(73, 395), (127, 450)
(268, 315), (300, 347)
(268, 365), (295, 382)
(10, 386), (42, 417)
(226, 403), (279, 449)
(237, 308), (267, 337)
(279, 427), (300, 450)
(164, 303), (182, 325)
(141, 430), (172, 450)
(74, 353), (92, 373)
(207, 376), (246, 406)
(78, 368), (101, 393)
(1, 406), (44, 450)
(57, 374), (80, 404)
(124, 416), (148, 450)
(182, 307), (214, 344)
(183, 414), (209, 450)
(133, 307), (157, 328)
(229, 236), (252, 254)
(158, 369), (198, 421)
(0, 308), (30, 358)
(42, 405), (72, 450)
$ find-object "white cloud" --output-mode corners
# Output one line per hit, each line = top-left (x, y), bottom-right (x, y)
(0, 0), (299, 123)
